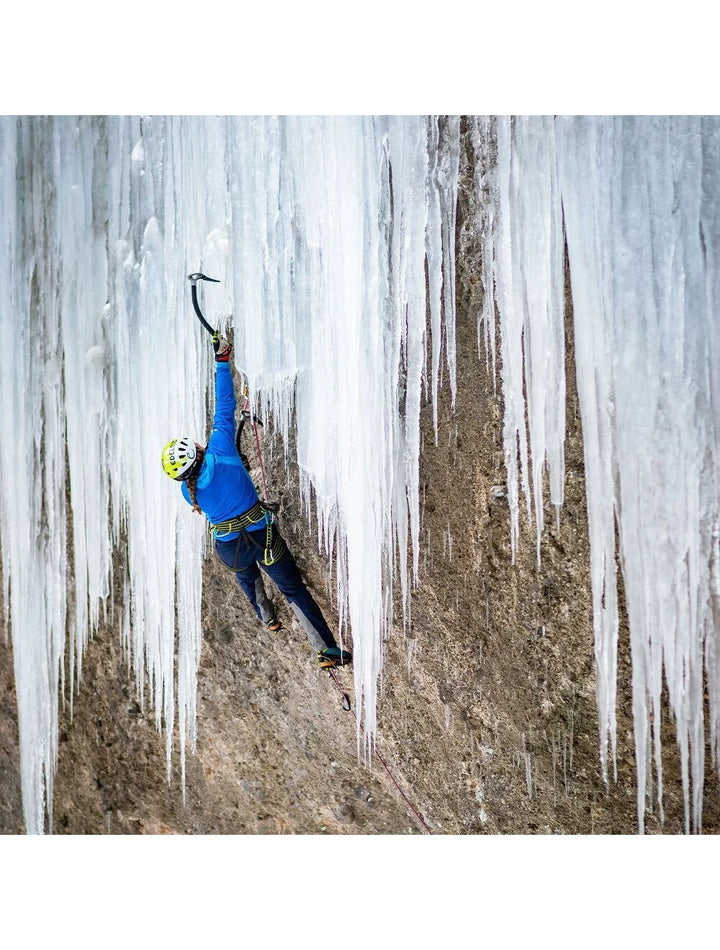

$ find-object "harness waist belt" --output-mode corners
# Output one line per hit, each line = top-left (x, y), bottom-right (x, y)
(211, 501), (266, 537)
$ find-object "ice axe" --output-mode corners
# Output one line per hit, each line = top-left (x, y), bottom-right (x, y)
(187, 272), (220, 337)
(186, 271), (264, 459)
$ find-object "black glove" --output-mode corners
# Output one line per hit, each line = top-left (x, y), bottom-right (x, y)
(213, 333), (232, 363)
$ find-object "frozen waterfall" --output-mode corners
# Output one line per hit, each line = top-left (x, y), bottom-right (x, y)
(3, 114), (720, 836)
(0, 115), (460, 833)
(474, 115), (720, 833)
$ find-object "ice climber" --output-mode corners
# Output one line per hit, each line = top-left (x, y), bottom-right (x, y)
(161, 334), (352, 670)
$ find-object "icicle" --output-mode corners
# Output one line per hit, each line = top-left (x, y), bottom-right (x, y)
(222, 116), (459, 749)
(0, 118), (63, 833)
(484, 116), (566, 565)
(55, 118), (112, 700)
(439, 117), (461, 413)
(425, 115), (461, 439)
(555, 117), (620, 787)
(1, 115), (461, 829)
(484, 114), (720, 832)
(474, 114), (720, 834)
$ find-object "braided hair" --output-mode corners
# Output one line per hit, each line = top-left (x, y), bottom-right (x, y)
(185, 446), (206, 514)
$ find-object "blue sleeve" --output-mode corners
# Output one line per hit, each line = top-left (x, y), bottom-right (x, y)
(207, 363), (238, 456)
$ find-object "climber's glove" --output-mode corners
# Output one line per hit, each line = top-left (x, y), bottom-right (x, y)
(213, 333), (232, 363)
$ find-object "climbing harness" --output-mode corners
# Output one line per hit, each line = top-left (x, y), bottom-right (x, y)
(325, 667), (434, 835)
(211, 501), (270, 539)
(211, 501), (284, 565)
(259, 512), (285, 567)
(214, 521), (286, 574)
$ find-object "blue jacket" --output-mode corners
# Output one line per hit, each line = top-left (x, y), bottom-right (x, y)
(181, 363), (264, 539)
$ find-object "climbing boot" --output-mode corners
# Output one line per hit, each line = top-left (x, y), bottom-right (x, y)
(266, 617), (282, 633)
(318, 646), (352, 669)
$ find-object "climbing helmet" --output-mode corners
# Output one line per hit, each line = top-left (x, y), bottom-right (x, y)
(161, 437), (200, 481)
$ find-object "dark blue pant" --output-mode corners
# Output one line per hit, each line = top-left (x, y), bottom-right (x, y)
(214, 525), (337, 652)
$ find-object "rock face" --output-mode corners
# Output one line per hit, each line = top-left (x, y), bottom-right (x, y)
(1, 122), (718, 836)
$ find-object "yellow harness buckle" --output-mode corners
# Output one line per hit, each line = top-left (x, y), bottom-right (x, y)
(211, 502), (266, 538)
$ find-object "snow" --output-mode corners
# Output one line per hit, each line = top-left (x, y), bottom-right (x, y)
(0, 115), (459, 830)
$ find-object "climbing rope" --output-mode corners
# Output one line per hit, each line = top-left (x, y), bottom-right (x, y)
(327, 668), (434, 835)
(242, 386), (270, 502)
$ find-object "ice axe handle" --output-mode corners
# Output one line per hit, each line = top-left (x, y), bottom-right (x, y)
(187, 273), (219, 336)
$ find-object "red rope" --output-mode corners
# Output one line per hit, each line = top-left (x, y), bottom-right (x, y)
(253, 420), (270, 501)
(241, 387), (270, 501)
(327, 669), (434, 835)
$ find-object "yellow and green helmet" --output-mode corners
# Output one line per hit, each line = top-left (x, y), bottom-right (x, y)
(161, 437), (200, 481)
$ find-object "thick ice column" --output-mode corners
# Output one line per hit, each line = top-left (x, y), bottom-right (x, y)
(701, 118), (720, 794)
(555, 118), (620, 786)
(1, 115), (460, 828)
(481, 115), (720, 832)
(225, 116), (457, 743)
(558, 116), (720, 832)
(54, 118), (112, 699)
(0, 117), (67, 833)
(105, 117), (210, 782)
(1, 116), (216, 830)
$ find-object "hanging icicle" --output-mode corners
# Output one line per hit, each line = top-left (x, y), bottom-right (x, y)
(0, 115), (460, 832)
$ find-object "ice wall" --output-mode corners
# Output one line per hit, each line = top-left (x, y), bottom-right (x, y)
(0, 116), (460, 832)
(226, 117), (460, 736)
(477, 116), (720, 832)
